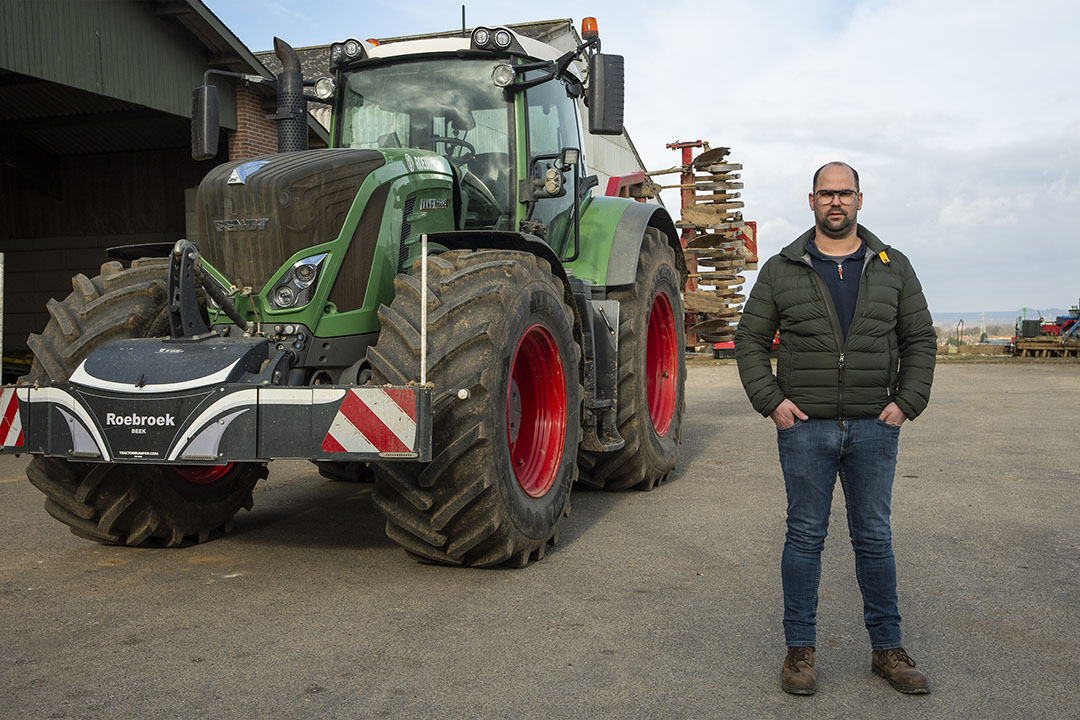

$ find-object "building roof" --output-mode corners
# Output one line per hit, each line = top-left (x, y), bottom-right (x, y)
(0, 0), (326, 157)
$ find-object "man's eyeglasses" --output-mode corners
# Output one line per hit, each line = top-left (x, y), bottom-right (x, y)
(815, 189), (859, 206)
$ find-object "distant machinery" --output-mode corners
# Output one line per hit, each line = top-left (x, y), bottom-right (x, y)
(1015, 302), (1080, 358)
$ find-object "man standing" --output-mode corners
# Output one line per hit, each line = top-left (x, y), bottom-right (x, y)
(734, 162), (937, 695)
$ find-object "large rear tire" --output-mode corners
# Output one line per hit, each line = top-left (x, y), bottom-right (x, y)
(367, 249), (580, 567)
(22, 259), (265, 547)
(577, 229), (686, 490)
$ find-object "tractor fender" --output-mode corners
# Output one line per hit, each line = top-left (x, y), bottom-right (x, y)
(425, 231), (584, 341)
(605, 202), (686, 288)
(576, 198), (687, 289)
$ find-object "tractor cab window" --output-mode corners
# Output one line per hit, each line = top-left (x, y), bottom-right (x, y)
(339, 59), (514, 230)
(525, 73), (583, 249)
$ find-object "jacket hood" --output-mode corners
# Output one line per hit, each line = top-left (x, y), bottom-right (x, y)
(780, 224), (888, 262)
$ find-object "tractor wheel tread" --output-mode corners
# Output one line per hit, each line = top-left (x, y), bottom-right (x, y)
(71, 274), (102, 303)
(373, 464), (434, 511)
(45, 298), (80, 341)
(44, 500), (123, 544)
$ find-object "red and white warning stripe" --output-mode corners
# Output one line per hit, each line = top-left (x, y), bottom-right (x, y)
(322, 388), (418, 456)
(1, 387), (24, 448)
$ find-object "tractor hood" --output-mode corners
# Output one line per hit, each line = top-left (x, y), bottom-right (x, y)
(194, 149), (385, 291)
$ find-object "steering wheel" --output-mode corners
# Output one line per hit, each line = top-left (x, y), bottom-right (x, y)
(420, 136), (475, 166)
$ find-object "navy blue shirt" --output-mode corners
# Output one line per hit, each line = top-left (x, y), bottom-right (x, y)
(807, 238), (866, 341)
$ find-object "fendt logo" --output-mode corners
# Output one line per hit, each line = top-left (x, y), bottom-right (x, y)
(105, 412), (176, 428)
(213, 218), (270, 232)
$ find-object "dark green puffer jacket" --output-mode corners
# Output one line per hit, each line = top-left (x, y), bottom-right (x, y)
(735, 224), (936, 420)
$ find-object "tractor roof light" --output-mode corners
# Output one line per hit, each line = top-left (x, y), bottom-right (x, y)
(472, 27), (491, 48)
(471, 26), (523, 54)
(330, 38), (371, 69)
(581, 17), (599, 40)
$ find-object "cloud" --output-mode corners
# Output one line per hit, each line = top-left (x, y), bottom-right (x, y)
(604, 0), (1079, 311)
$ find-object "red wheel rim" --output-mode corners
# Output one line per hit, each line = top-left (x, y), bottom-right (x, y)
(646, 291), (677, 436)
(507, 325), (566, 498)
(174, 463), (234, 485)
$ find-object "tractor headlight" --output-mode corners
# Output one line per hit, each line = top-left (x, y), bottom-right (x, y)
(343, 39), (362, 58)
(313, 76), (335, 100)
(294, 262), (317, 288)
(270, 253), (327, 308)
(493, 29), (512, 49)
(273, 285), (296, 307)
(492, 63), (515, 88)
(472, 27), (491, 48)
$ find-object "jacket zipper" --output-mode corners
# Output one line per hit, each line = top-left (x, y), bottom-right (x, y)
(808, 270), (847, 415)
(803, 254), (874, 418)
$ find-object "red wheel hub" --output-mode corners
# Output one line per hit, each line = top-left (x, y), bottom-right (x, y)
(646, 291), (678, 436)
(174, 463), (233, 485)
(507, 325), (566, 498)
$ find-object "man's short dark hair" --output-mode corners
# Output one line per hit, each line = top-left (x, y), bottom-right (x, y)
(813, 162), (860, 191)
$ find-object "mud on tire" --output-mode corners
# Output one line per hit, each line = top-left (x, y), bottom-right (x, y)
(367, 249), (581, 568)
(22, 258), (265, 546)
(577, 229), (686, 491)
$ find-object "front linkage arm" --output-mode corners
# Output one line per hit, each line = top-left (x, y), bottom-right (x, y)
(167, 239), (249, 338)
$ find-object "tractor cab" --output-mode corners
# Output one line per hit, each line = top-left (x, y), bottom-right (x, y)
(328, 26), (623, 252)
(337, 56), (520, 231)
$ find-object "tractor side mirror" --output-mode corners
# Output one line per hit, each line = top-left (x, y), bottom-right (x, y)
(191, 84), (220, 161)
(587, 53), (624, 136)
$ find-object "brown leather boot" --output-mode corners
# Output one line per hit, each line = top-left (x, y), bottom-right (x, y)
(781, 646), (817, 695)
(872, 647), (930, 694)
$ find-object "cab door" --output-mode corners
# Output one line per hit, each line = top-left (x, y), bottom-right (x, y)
(523, 76), (584, 253)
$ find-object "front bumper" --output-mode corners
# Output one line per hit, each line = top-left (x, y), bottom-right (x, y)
(0, 382), (432, 464)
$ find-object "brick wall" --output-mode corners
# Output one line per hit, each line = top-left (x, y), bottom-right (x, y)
(228, 86), (278, 160)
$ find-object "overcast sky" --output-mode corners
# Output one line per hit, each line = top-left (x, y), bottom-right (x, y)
(207, 0), (1079, 315)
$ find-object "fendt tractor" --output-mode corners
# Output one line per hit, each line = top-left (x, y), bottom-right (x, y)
(0, 19), (687, 567)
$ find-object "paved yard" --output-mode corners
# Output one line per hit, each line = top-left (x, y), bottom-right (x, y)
(1, 361), (1077, 719)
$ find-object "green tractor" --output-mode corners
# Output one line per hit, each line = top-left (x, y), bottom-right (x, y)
(2, 21), (686, 567)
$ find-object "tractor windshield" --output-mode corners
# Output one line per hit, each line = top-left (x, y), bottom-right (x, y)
(339, 58), (514, 231)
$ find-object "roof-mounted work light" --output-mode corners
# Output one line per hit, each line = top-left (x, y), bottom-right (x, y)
(330, 38), (374, 68)
(470, 26), (525, 54)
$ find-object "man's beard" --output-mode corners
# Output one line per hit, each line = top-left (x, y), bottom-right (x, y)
(816, 209), (856, 239)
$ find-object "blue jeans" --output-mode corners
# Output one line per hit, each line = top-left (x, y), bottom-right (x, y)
(777, 417), (902, 650)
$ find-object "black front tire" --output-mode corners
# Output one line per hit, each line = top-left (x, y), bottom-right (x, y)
(22, 258), (265, 547)
(367, 249), (581, 567)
